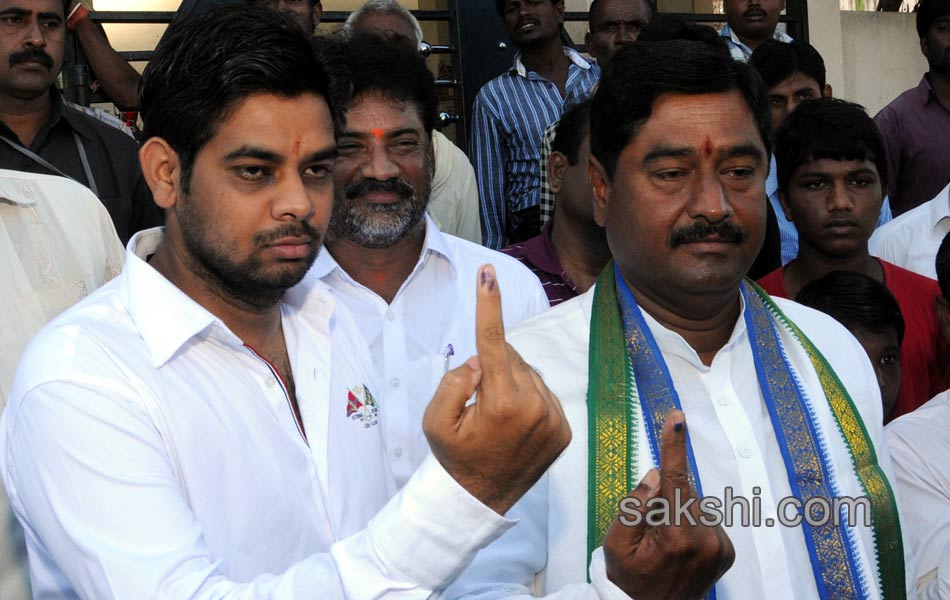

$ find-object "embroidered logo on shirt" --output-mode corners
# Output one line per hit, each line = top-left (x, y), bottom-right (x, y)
(346, 385), (379, 429)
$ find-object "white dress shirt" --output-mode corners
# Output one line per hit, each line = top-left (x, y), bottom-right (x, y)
(503, 288), (916, 600)
(885, 391), (950, 600)
(1, 228), (515, 599)
(310, 216), (549, 487)
(870, 182), (950, 280)
(429, 131), (482, 245)
(0, 169), (124, 600)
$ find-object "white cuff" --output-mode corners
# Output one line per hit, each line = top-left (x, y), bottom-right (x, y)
(589, 546), (635, 600)
(335, 453), (517, 596)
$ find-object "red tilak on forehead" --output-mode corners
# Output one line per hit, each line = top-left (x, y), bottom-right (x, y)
(292, 141), (300, 155)
(371, 128), (385, 139)
(703, 137), (714, 158)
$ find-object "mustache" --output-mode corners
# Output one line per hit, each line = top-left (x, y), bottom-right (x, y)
(344, 177), (415, 200)
(9, 47), (54, 71)
(254, 221), (320, 246)
(743, 8), (767, 17)
(669, 220), (748, 247)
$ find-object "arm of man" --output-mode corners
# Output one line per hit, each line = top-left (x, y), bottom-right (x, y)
(3, 266), (570, 599)
(70, 3), (143, 110)
(471, 94), (508, 250)
(2, 380), (515, 599)
(885, 423), (950, 600)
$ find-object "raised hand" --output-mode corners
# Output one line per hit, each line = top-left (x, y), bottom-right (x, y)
(603, 410), (735, 600)
(423, 264), (572, 515)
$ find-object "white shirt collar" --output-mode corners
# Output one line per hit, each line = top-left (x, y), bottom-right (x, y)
(311, 215), (457, 282)
(929, 182), (950, 235)
(119, 227), (334, 368)
(0, 170), (42, 206)
(513, 46), (592, 78)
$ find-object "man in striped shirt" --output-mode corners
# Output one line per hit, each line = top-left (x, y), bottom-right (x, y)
(471, 0), (599, 250)
(503, 100), (609, 306)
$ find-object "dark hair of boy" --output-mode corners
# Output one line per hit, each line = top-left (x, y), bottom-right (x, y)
(750, 39), (827, 90)
(796, 271), (905, 346)
(774, 98), (888, 194)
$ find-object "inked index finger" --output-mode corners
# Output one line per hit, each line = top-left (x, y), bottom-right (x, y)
(474, 264), (516, 398)
(658, 409), (694, 505)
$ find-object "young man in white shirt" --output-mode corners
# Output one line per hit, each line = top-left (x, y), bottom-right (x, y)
(0, 7), (571, 597)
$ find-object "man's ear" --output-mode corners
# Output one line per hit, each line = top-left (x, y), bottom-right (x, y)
(822, 84), (833, 99)
(555, 0), (565, 23)
(777, 189), (794, 222)
(585, 31), (597, 61)
(139, 138), (182, 211)
(548, 151), (569, 195)
(588, 154), (610, 228)
(921, 35), (929, 59)
(312, 1), (323, 28)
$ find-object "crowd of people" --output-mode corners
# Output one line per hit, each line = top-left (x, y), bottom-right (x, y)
(0, 0), (948, 598)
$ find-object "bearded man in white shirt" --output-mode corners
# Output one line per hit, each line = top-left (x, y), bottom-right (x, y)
(500, 40), (916, 600)
(312, 33), (550, 490)
(0, 6), (572, 598)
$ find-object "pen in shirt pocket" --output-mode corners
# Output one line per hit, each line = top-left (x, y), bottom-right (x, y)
(442, 344), (455, 375)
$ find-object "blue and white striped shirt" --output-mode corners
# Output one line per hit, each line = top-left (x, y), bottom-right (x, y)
(471, 48), (599, 249)
(720, 23), (794, 62)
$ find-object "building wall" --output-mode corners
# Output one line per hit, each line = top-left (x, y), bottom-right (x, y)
(811, 8), (927, 116)
(839, 11), (926, 115)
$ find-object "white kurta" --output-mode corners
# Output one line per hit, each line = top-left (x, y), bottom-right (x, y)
(505, 287), (916, 600)
(885, 391), (950, 600)
(428, 131), (482, 245)
(0, 170), (125, 600)
(1, 229), (515, 599)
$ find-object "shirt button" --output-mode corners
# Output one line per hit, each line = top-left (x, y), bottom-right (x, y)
(266, 378), (277, 389)
(717, 396), (730, 406)
(385, 310), (395, 321)
(390, 378), (400, 388)
(394, 447), (403, 458)
(739, 447), (753, 459)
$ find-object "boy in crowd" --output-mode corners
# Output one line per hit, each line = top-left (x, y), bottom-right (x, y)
(750, 39), (891, 265)
(757, 98), (949, 420)
(795, 271), (904, 420)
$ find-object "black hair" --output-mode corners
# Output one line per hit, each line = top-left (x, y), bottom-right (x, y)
(590, 39), (771, 181)
(796, 271), (905, 345)
(750, 39), (827, 90)
(140, 5), (335, 194)
(552, 100), (591, 166)
(936, 231), (950, 300)
(774, 98), (888, 194)
(341, 32), (438, 135)
(495, 0), (563, 18)
(636, 13), (726, 47)
(917, 0), (950, 38)
(588, 0), (656, 28)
